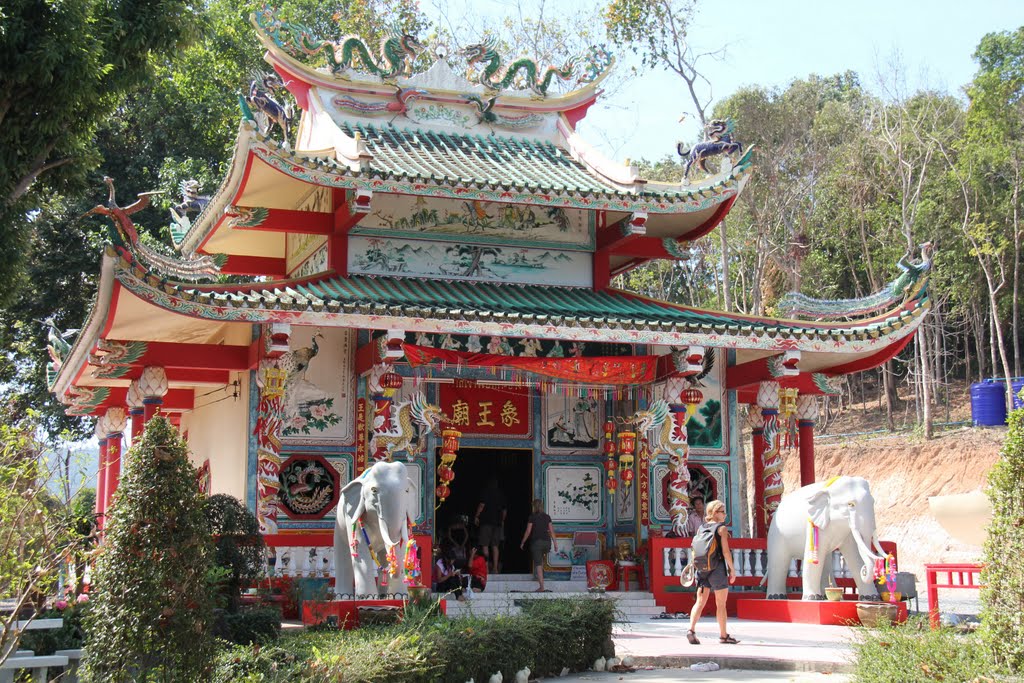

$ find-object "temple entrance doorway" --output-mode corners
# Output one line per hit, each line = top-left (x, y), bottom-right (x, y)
(434, 447), (533, 575)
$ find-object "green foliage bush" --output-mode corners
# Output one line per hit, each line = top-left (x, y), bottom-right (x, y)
(214, 607), (282, 646)
(211, 597), (616, 682)
(851, 616), (1004, 682)
(18, 603), (89, 655)
(204, 493), (266, 613)
(981, 404), (1024, 672)
(81, 417), (216, 682)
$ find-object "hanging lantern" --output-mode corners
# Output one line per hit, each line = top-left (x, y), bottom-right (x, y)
(622, 469), (634, 483)
(617, 431), (637, 456)
(435, 484), (451, 501)
(438, 465), (455, 483)
(604, 458), (618, 473)
(435, 428), (462, 508)
(603, 440), (616, 455)
(442, 428), (462, 455)
(606, 477), (618, 493)
(680, 388), (704, 414)
(380, 370), (403, 398)
(603, 420), (615, 436)
(779, 387), (798, 420)
(260, 366), (287, 400)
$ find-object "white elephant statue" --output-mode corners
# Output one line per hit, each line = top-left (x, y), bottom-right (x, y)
(763, 475), (888, 600)
(333, 460), (415, 597)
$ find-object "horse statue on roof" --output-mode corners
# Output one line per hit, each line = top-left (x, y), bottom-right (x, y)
(678, 118), (744, 179)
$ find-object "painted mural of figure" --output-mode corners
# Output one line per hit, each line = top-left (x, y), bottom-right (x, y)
(547, 341), (565, 358)
(440, 334), (462, 351)
(415, 332), (434, 347)
(519, 338), (542, 357)
(569, 342), (584, 358)
(487, 336), (503, 354)
(573, 397), (597, 443)
(549, 415), (574, 444)
(466, 335), (483, 353)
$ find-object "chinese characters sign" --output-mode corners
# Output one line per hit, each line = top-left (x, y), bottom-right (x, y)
(438, 381), (531, 437)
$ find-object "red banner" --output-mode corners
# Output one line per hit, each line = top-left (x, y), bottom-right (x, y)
(638, 439), (651, 527)
(404, 344), (657, 385)
(438, 381), (531, 437)
(355, 399), (368, 475)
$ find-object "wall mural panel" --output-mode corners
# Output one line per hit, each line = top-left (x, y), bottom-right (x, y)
(281, 327), (355, 445)
(348, 236), (592, 287)
(542, 394), (603, 453)
(615, 480), (635, 523)
(652, 347), (727, 454)
(544, 463), (603, 524)
(353, 194), (593, 249)
(276, 452), (351, 529)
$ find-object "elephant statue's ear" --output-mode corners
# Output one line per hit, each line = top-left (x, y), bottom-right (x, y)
(807, 490), (831, 528)
(340, 477), (364, 495)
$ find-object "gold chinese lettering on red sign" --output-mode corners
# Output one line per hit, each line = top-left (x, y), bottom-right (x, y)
(439, 381), (531, 437)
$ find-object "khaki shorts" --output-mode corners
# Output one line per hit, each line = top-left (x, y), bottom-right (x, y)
(479, 524), (504, 546)
(696, 562), (729, 591)
(530, 539), (551, 565)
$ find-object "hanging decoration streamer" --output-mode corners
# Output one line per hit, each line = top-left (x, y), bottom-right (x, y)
(618, 430), (637, 488)
(403, 344), (658, 385)
(435, 428), (462, 507)
(603, 420), (617, 494)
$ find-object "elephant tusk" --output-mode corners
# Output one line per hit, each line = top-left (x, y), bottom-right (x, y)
(871, 535), (888, 558)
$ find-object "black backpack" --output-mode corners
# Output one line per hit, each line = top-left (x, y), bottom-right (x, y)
(691, 522), (726, 571)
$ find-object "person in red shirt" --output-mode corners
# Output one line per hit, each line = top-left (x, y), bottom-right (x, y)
(468, 545), (488, 592)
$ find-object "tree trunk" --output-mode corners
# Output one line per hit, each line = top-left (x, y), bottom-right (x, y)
(882, 362), (897, 431)
(1012, 161), (1021, 377)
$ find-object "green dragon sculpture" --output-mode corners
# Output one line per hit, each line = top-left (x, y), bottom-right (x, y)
(254, 6), (423, 79)
(460, 41), (575, 97)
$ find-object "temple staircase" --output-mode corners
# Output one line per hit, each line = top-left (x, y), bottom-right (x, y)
(440, 574), (665, 622)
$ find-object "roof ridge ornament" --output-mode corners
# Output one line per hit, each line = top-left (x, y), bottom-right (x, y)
(678, 118), (744, 180)
(460, 41), (577, 98)
(253, 5), (423, 81)
(779, 242), (934, 321)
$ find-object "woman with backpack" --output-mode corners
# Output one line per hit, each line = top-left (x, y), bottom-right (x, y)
(686, 499), (740, 644)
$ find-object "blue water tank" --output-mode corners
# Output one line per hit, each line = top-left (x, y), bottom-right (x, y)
(1013, 378), (1024, 411)
(971, 380), (1007, 426)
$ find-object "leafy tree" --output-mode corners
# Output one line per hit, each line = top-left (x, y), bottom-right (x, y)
(203, 494), (265, 613)
(0, 412), (69, 665)
(0, 0), (204, 298)
(82, 417), (215, 682)
(981, 403), (1024, 672)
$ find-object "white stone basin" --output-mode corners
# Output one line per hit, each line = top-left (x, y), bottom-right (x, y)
(928, 491), (992, 547)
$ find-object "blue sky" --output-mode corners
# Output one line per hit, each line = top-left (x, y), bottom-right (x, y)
(428, 0), (1024, 161)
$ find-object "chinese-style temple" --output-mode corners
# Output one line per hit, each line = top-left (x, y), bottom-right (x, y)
(50, 8), (930, 615)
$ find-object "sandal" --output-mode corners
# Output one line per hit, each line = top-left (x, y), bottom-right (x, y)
(686, 630), (700, 645)
(719, 634), (739, 644)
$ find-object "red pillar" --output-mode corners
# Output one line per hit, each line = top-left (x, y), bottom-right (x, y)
(798, 420), (816, 487)
(128, 379), (144, 441)
(96, 432), (109, 531)
(103, 408), (128, 513)
(752, 426), (766, 538)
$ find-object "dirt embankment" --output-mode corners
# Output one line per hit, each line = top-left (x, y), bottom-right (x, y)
(747, 426), (1005, 581)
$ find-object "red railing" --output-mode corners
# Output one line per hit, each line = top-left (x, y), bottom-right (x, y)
(924, 563), (984, 629)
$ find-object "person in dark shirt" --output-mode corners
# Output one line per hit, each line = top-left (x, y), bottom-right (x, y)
(474, 478), (507, 573)
(520, 498), (557, 592)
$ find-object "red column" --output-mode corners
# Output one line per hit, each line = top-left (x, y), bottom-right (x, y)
(752, 426), (766, 538)
(103, 408), (128, 513)
(95, 418), (109, 531)
(798, 420), (815, 487)
(795, 395), (819, 488)
(128, 379), (144, 441)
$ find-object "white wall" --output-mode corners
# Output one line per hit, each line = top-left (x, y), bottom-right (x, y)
(182, 371), (251, 501)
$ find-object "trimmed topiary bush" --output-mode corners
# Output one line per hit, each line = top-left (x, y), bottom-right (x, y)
(81, 417), (216, 682)
(214, 606), (282, 646)
(204, 493), (266, 614)
(981, 403), (1024, 672)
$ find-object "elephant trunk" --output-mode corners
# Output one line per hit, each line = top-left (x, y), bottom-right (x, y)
(375, 499), (399, 550)
(849, 515), (886, 582)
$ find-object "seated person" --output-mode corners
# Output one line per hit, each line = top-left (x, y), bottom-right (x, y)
(433, 549), (465, 601)
(447, 515), (470, 569)
(468, 545), (488, 592)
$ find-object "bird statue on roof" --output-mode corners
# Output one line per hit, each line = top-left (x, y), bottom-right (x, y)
(37, 316), (79, 368)
(83, 176), (162, 248)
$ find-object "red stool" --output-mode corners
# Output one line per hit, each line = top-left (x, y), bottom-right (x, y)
(617, 563), (645, 591)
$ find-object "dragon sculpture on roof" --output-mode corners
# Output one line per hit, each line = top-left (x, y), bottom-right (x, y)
(461, 41), (575, 97)
(254, 6), (423, 80)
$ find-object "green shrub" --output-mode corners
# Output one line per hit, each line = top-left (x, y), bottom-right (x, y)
(204, 494), (266, 613)
(981, 404), (1024, 672)
(210, 597), (616, 683)
(81, 417), (216, 682)
(18, 603), (89, 655)
(851, 616), (1004, 682)
(214, 607), (282, 646)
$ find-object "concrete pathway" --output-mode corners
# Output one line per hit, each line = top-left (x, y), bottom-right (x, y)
(542, 669), (848, 682)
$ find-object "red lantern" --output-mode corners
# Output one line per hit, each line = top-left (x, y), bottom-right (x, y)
(439, 466), (455, 483)
(603, 441), (616, 455)
(604, 459), (618, 472)
(680, 388), (704, 409)
(603, 420), (615, 435)
(622, 469), (634, 483)
(606, 478), (618, 492)
(442, 429), (462, 454)
(380, 371), (403, 390)
(617, 431), (637, 455)
(436, 484), (450, 500)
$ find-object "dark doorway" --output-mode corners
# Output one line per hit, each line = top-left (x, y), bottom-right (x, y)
(434, 447), (533, 574)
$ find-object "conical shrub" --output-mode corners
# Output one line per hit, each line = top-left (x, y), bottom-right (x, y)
(82, 416), (215, 682)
